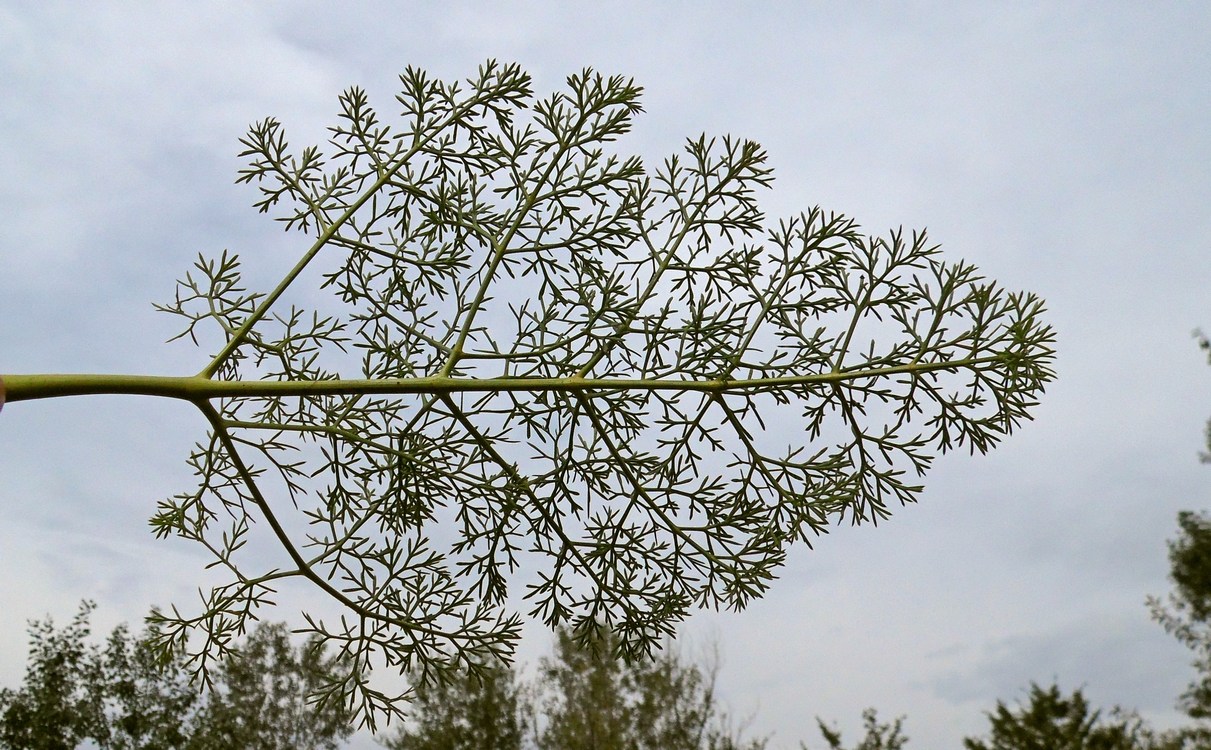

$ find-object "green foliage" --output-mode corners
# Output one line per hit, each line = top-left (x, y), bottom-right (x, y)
(532, 627), (763, 750)
(3, 60), (1055, 728)
(0, 606), (353, 750)
(1151, 510), (1211, 724)
(95, 620), (197, 750)
(187, 622), (354, 750)
(961, 682), (1168, 750)
(0, 601), (197, 749)
(0, 602), (110, 750)
(381, 662), (527, 750)
(534, 627), (640, 750)
(386, 624), (764, 750)
(813, 708), (909, 750)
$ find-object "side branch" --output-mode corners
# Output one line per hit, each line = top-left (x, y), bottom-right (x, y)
(0, 357), (998, 404)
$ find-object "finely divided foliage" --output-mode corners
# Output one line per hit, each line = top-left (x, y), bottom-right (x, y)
(134, 62), (1051, 726)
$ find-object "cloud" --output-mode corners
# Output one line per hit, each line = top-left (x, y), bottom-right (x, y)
(929, 613), (1191, 714)
(0, 4), (344, 288)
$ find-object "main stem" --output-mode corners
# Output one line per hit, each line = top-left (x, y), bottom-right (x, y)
(0, 358), (991, 405)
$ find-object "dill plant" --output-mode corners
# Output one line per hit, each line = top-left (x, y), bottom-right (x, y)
(1, 61), (1055, 726)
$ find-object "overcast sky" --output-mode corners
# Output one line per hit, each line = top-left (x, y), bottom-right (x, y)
(2, 3), (1211, 748)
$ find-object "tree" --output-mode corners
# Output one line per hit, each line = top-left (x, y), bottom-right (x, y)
(384, 624), (764, 750)
(0, 61), (1056, 725)
(95, 620), (198, 750)
(381, 662), (527, 750)
(186, 622), (355, 750)
(1150, 510), (1211, 738)
(0, 606), (354, 749)
(1139, 335), (1211, 747)
(0, 602), (110, 750)
(534, 627), (632, 750)
(961, 682), (1171, 750)
(813, 708), (909, 750)
(533, 626), (764, 750)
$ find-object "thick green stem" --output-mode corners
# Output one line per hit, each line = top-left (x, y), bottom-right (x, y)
(0, 358), (991, 405)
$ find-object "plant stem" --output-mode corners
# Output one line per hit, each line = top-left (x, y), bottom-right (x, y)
(0, 358), (991, 405)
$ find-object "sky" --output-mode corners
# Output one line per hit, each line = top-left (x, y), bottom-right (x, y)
(2, 2), (1210, 747)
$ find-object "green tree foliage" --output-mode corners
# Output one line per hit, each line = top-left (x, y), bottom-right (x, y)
(1, 61), (1055, 726)
(381, 662), (527, 750)
(385, 625), (765, 750)
(187, 622), (354, 750)
(533, 627), (763, 750)
(0, 602), (110, 750)
(961, 682), (1171, 750)
(95, 619), (197, 750)
(1151, 510), (1211, 737)
(1136, 335), (1211, 748)
(0, 606), (353, 750)
(813, 708), (909, 750)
